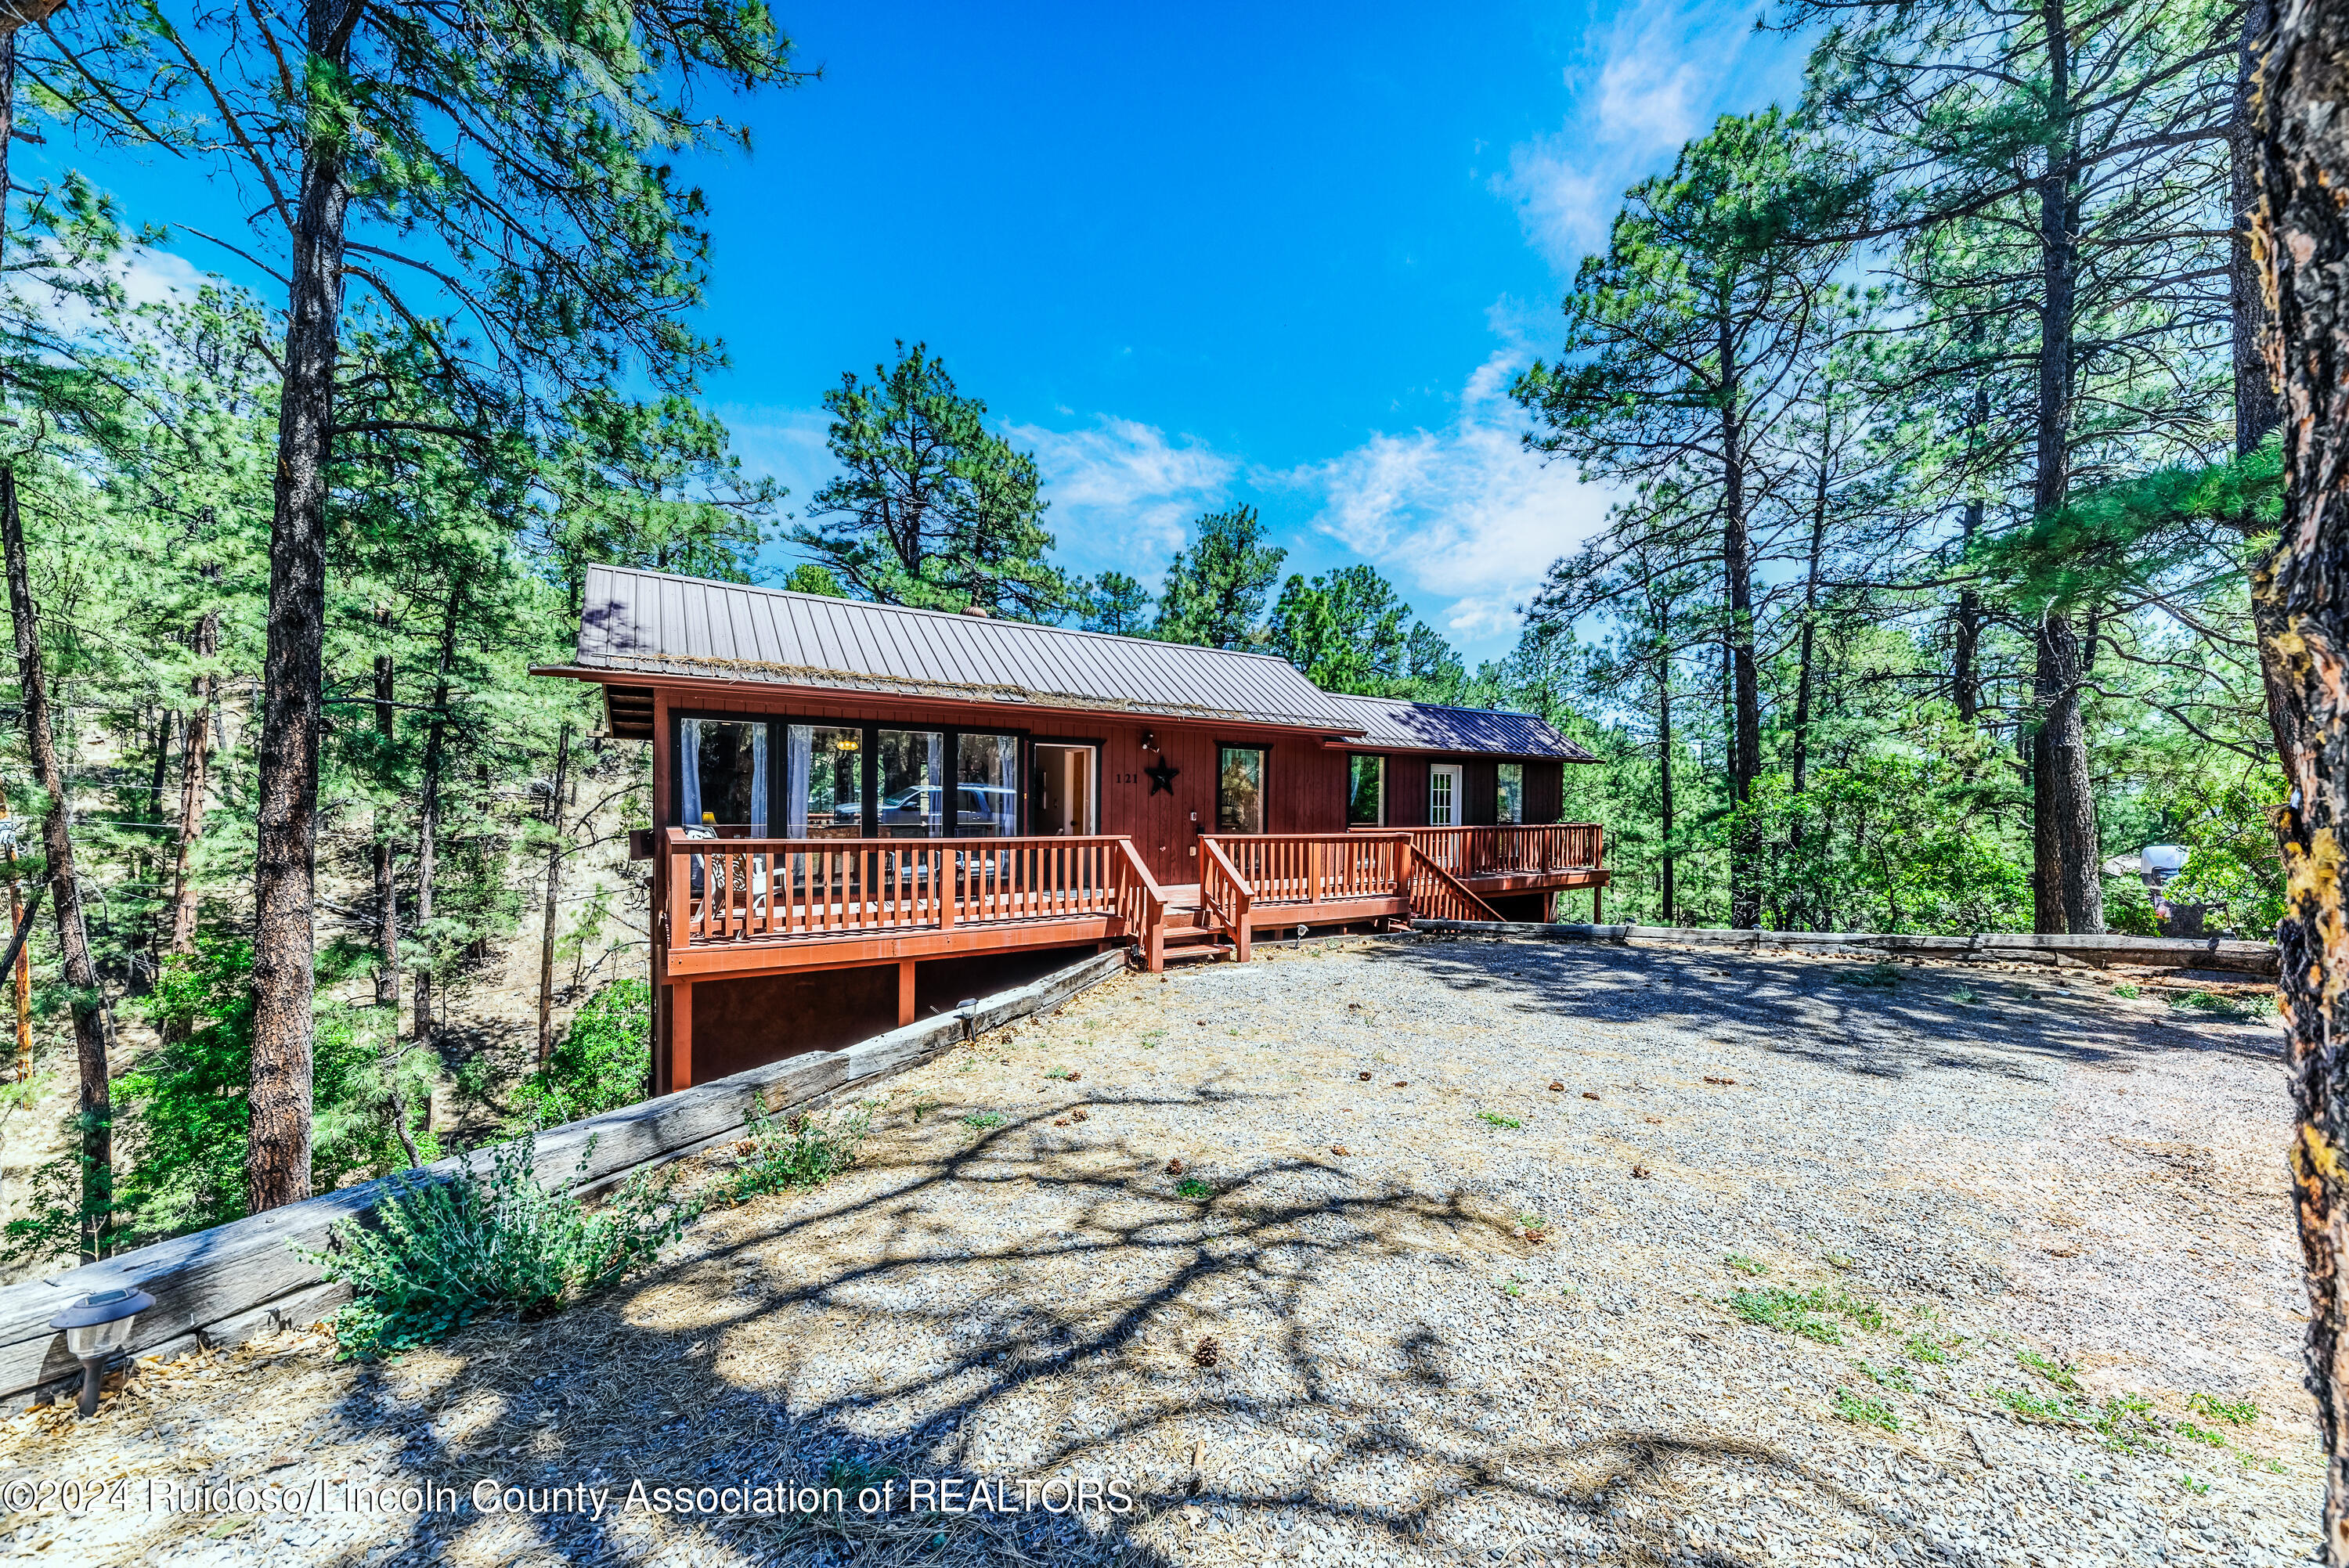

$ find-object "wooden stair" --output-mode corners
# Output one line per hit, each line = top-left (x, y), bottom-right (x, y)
(1161, 902), (1240, 963)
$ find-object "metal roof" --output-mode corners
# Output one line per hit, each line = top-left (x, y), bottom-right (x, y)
(573, 564), (1362, 731)
(1330, 694), (1598, 762)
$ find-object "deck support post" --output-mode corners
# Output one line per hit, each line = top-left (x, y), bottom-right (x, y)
(672, 979), (694, 1090)
(897, 957), (916, 1026)
(1592, 885), (1602, 923)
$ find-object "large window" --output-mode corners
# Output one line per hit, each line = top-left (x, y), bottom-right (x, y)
(725, 719), (1027, 839)
(1496, 762), (1524, 826)
(876, 729), (947, 837)
(957, 733), (1020, 837)
(1347, 755), (1384, 826)
(680, 718), (767, 832)
(1217, 745), (1267, 834)
(785, 725), (864, 838)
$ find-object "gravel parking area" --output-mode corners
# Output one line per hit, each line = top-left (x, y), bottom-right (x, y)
(0, 933), (2317, 1566)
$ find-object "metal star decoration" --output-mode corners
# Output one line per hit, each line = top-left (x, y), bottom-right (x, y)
(1145, 758), (1180, 796)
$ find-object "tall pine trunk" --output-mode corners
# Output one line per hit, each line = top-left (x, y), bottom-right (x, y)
(247, 9), (354, 1211)
(2254, 2), (2349, 1555)
(372, 648), (399, 1007)
(1656, 640), (1675, 925)
(536, 723), (570, 1061)
(2231, 0), (2281, 456)
(165, 604), (218, 960)
(1717, 312), (1763, 929)
(4, 469), (114, 1260)
(2028, 0), (2103, 936)
(412, 593), (458, 1048)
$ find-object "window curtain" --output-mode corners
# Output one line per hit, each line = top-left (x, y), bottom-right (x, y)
(679, 718), (703, 826)
(749, 725), (770, 835)
(786, 725), (812, 837)
(924, 732), (944, 834)
(987, 741), (1016, 837)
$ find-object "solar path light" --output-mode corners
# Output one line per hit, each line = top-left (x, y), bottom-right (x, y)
(49, 1285), (153, 1417)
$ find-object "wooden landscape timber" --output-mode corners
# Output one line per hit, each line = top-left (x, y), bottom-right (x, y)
(1407, 919), (2281, 978)
(0, 948), (1128, 1411)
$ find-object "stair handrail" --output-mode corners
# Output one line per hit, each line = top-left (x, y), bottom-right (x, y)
(1111, 836), (1171, 971)
(1199, 837), (1257, 962)
(1403, 844), (1505, 923)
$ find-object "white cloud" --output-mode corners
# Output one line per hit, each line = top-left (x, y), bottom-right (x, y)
(1001, 414), (1236, 578)
(1276, 351), (1617, 643)
(717, 403), (835, 510)
(1493, 2), (1797, 272)
(31, 245), (211, 342)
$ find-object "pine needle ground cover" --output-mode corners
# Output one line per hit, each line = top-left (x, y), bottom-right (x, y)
(0, 937), (2311, 1566)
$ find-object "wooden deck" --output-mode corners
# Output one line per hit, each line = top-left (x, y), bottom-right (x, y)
(654, 823), (1607, 1086)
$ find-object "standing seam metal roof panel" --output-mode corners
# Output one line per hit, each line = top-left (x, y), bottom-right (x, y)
(1329, 693), (1596, 761)
(572, 563), (1362, 730)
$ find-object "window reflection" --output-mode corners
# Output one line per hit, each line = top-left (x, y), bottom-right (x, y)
(1217, 746), (1266, 834)
(957, 734), (1019, 837)
(1347, 755), (1384, 827)
(1496, 762), (1523, 825)
(877, 730), (946, 838)
(680, 719), (767, 832)
(786, 725), (864, 838)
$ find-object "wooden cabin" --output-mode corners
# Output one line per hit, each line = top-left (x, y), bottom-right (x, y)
(537, 564), (1609, 1093)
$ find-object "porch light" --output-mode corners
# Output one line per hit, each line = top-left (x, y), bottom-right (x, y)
(50, 1285), (153, 1418)
(1140, 730), (1159, 753)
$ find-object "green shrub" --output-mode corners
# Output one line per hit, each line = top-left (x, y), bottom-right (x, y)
(507, 979), (651, 1130)
(310, 1136), (685, 1360)
(718, 1102), (870, 1205)
(3, 941), (435, 1265)
(2187, 1391), (2258, 1425)
(1834, 1388), (1898, 1431)
(1729, 1284), (1885, 1345)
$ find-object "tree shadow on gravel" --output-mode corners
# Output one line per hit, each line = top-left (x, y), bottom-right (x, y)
(1398, 932), (2282, 1080)
(167, 1069), (2012, 1568)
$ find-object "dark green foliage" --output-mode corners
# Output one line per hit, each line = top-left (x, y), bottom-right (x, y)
(1, 942), (436, 1264)
(310, 1137), (686, 1360)
(507, 979), (651, 1130)
(1080, 571), (1153, 635)
(792, 343), (1070, 620)
(782, 562), (847, 597)
(1153, 505), (1286, 649)
(1969, 443), (2284, 618)
(1264, 561), (1467, 700)
(716, 1102), (871, 1205)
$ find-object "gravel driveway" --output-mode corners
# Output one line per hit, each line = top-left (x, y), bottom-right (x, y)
(0, 933), (2315, 1566)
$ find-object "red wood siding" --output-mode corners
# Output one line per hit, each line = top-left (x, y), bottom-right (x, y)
(1463, 760), (1498, 825)
(1526, 761), (1563, 824)
(1386, 755), (1431, 827)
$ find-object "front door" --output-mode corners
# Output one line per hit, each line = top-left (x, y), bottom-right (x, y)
(1429, 764), (1463, 827)
(1034, 743), (1098, 834)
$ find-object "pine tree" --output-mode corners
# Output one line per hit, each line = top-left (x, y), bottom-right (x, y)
(1153, 505), (1286, 649)
(792, 343), (1070, 620)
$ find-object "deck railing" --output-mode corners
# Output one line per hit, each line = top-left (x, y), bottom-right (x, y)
(664, 829), (1150, 950)
(1208, 832), (1410, 908)
(1198, 838), (1256, 961)
(1377, 823), (1604, 881)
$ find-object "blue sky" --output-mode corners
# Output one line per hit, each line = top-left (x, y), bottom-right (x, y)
(59, 1), (1806, 661)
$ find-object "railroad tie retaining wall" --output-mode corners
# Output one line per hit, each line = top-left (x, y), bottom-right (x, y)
(1406, 920), (2279, 978)
(0, 947), (1128, 1411)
